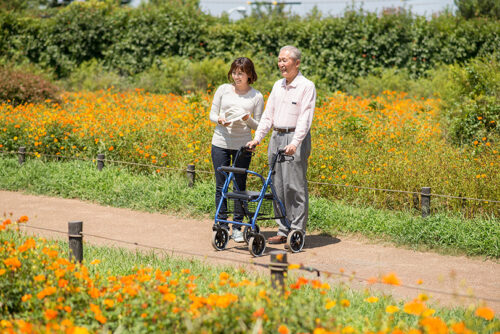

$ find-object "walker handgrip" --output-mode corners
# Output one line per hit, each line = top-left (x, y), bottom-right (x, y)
(218, 166), (247, 174)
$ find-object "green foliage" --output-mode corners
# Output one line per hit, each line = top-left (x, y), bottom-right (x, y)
(441, 55), (500, 145)
(61, 59), (126, 92)
(1, 5), (499, 91)
(349, 65), (452, 98)
(2, 228), (498, 333)
(455, 0), (500, 19)
(0, 67), (59, 105)
(0, 157), (498, 258)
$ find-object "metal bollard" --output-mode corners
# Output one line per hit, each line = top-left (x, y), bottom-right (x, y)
(421, 187), (431, 218)
(68, 221), (83, 263)
(18, 147), (26, 165)
(187, 164), (195, 187)
(270, 251), (288, 293)
(97, 154), (105, 171)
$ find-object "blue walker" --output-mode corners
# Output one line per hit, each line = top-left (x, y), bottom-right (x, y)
(211, 146), (305, 256)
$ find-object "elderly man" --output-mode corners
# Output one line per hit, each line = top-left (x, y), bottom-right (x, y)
(247, 45), (316, 245)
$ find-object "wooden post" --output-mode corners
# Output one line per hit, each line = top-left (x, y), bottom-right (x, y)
(97, 154), (105, 171)
(18, 146), (26, 165)
(187, 164), (195, 187)
(68, 221), (83, 263)
(270, 251), (287, 293)
(421, 187), (431, 217)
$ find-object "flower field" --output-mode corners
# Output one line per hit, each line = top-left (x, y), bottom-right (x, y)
(1, 216), (499, 333)
(0, 90), (498, 215)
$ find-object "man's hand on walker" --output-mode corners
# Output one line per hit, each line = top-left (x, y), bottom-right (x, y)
(284, 144), (297, 155)
(246, 140), (259, 151)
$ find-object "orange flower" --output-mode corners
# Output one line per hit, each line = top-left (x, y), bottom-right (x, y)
(95, 314), (107, 324)
(253, 307), (265, 318)
(420, 317), (447, 333)
(17, 216), (28, 223)
(404, 300), (426, 316)
(3, 257), (21, 270)
(382, 272), (401, 286)
(21, 294), (32, 302)
(340, 299), (350, 307)
(18, 239), (36, 252)
(104, 299), (114, 308)
(475, 306), (494, 320)
(34, 274), (45, 282)
(37, 286), (57, 300)
(278, 325), (290, 334)
(58, 279), (69, 288)
(44, 309), (58, 320)
(451, 322), (468, 334)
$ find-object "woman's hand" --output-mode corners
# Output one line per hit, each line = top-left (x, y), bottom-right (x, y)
(242, 114), (250, 121)
(218, 117), (231, 127)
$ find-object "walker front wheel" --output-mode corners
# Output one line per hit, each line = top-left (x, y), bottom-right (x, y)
(211, 227), (229, 251)
(287, 230), (305, 253)
(248, 233), (266, 257)
(243, 225), (260, 244)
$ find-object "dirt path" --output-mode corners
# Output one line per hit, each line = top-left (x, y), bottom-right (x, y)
(1, 190), (499, 312)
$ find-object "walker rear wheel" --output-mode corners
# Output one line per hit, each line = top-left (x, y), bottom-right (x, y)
(287, 230), (305, 253)
(211, 227), (229, 251)
(243, 225), (260, 244)
(248, 233), (266, 257)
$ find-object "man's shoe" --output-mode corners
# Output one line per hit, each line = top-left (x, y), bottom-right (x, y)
(267, 235), (287, 244)
(232, 229), (244, 243)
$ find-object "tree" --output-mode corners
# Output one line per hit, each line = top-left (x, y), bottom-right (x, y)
(454, 0), (500, 19)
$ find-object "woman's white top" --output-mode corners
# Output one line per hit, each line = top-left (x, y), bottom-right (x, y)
(209, 83), (264, 150)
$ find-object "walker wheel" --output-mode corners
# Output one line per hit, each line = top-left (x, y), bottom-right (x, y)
(287, 230), (305, 253)
(248, 233), (266, 257)
(243, 225), (260, 244)
(211, 227), (229, 251)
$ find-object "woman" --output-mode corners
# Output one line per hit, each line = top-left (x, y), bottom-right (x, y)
(210, 57), (264, 243)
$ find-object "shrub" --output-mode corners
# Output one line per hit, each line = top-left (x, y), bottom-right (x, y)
(349, 65), (452, 99)
(440, 54), (500, 145)
(455, 0), (500, 19)
(0, 67), (60, 105)
(60, 59), (127, 92)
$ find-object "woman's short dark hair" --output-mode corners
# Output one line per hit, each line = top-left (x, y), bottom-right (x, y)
(227, 57), (258, 84)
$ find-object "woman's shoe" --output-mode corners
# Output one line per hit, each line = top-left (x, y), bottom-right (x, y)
(232, 229), (244, 243)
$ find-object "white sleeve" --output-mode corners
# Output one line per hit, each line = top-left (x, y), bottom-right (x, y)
(209, 85), (225, 124)
(244, 92), (264, 130)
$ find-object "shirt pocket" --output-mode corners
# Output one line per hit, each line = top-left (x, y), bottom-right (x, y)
(288, 100), (301, 117)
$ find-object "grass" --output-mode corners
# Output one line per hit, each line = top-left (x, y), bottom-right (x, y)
(2, 228), (499, 333)
(0, 156), (499, 259)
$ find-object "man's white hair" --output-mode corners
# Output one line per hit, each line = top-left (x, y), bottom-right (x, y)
(280, 45), (301, 61)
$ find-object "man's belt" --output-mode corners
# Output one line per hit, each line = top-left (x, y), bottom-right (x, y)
(273, 127), (295, 133)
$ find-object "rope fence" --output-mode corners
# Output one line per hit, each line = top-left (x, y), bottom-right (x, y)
(15, 223), (500, 304)
(2, 147), (499, 214)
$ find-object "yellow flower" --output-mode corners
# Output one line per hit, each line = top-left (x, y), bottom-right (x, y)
(386, 305), (399, 314)
(342, 326), (355, 333)
(325, 300), (336, 309)
(364, 296), (379, 303)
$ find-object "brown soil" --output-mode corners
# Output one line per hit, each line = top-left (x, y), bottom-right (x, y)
(1, 190), (499, 312)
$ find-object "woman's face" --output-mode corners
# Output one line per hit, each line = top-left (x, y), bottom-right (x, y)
(232, 68), (249, 86)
